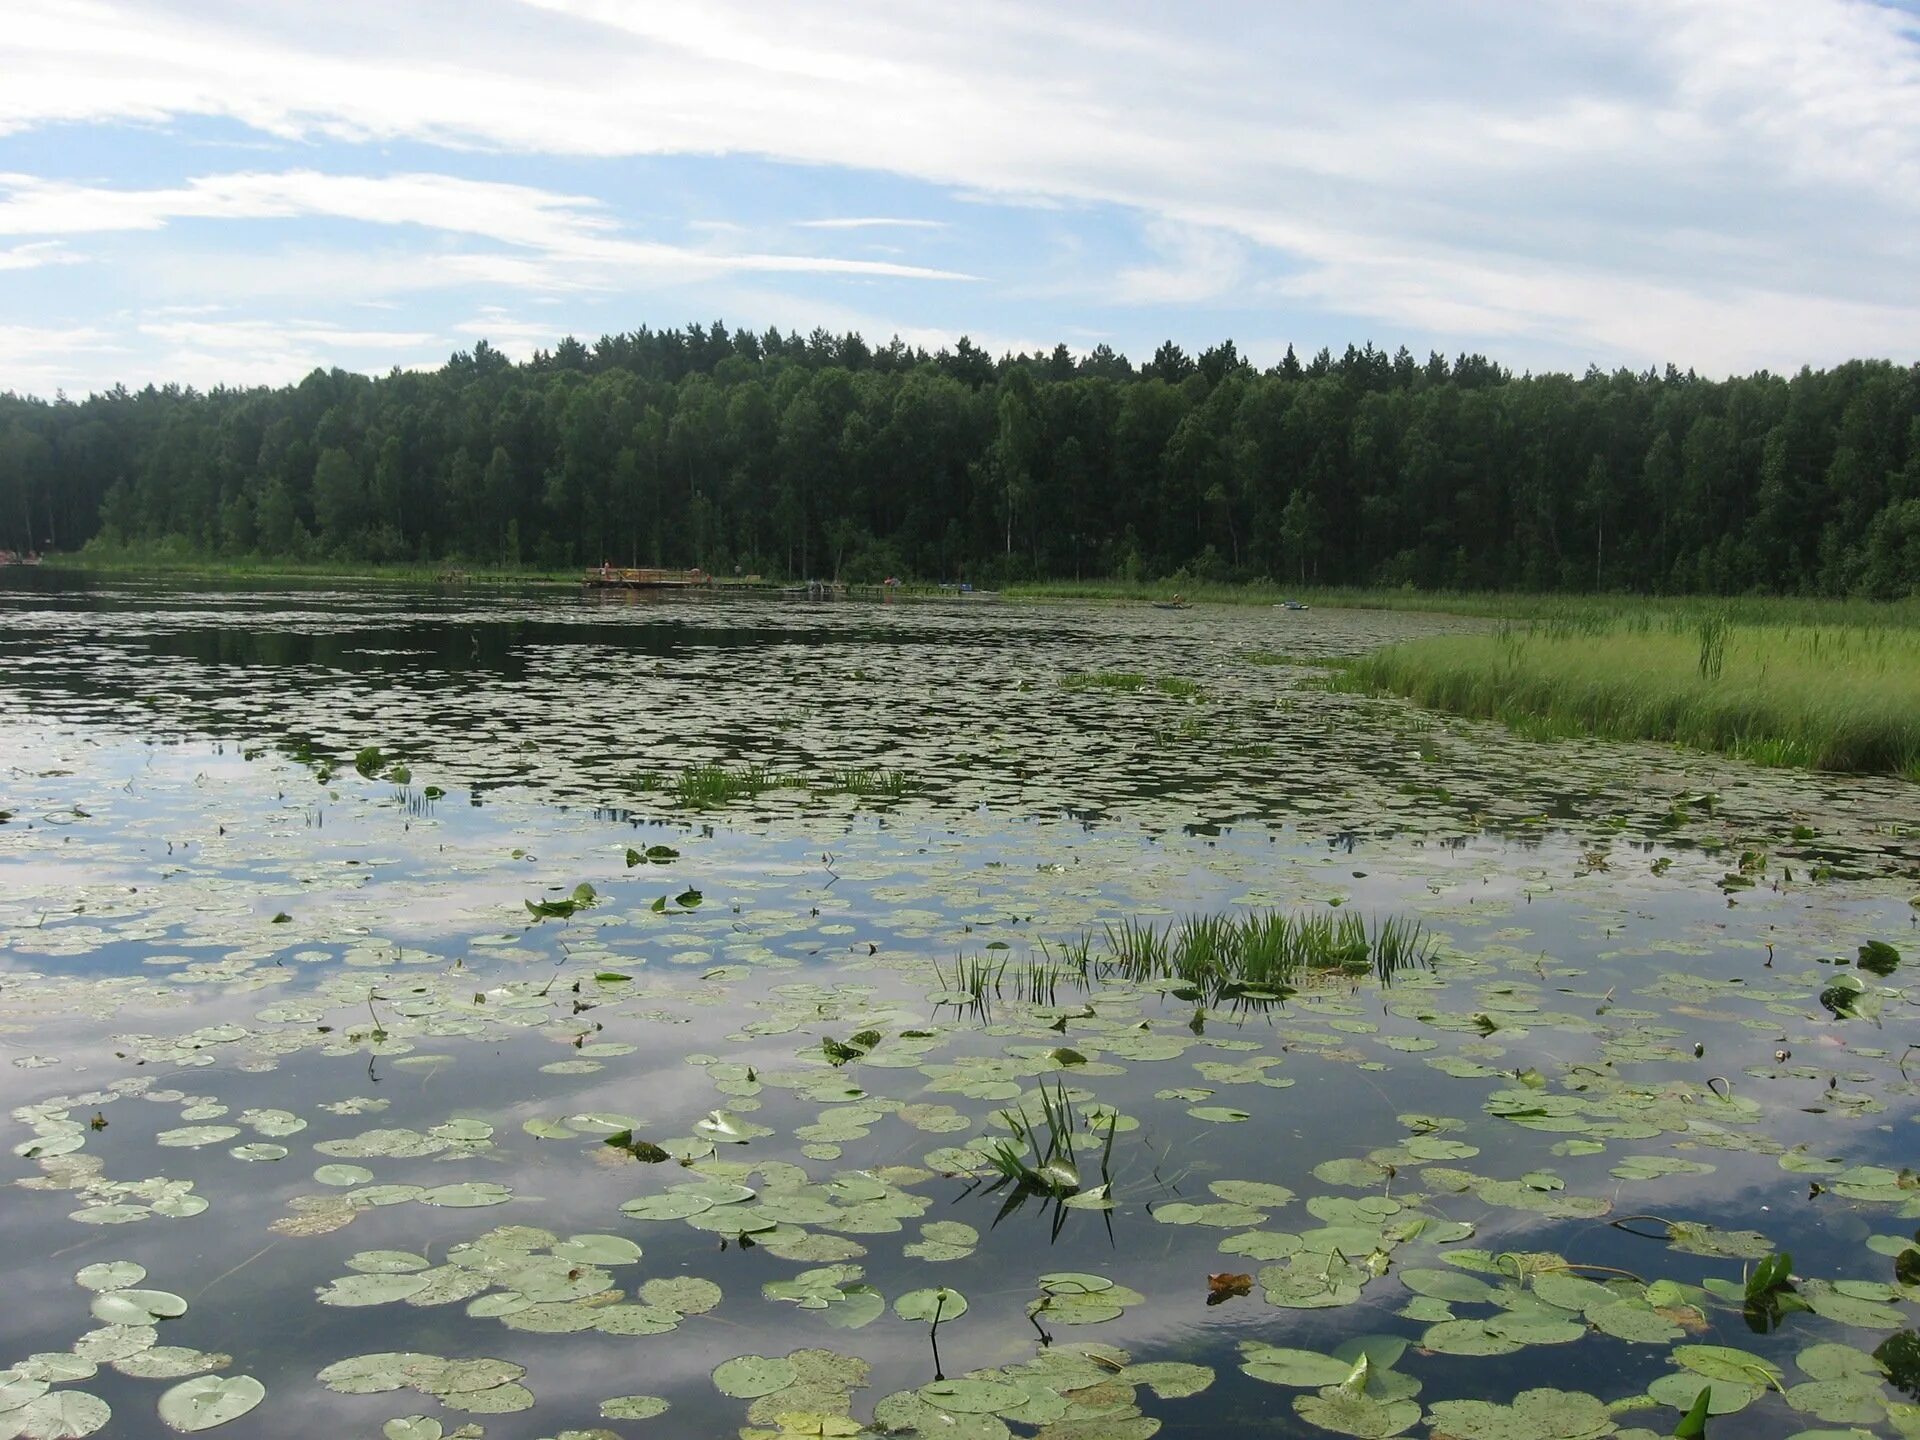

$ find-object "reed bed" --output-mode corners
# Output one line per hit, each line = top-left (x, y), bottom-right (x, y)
(1341, 617), (1920, 778)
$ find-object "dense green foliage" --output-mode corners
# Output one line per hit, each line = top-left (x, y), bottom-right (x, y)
(1341, 617), (1920, 776)
(3, 323), (1917, 593)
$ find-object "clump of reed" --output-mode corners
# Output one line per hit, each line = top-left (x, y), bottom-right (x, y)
(1060, 671), (1204, 698)
(1099, 908), (1434, 996)
(1338, 617), (1920, 778)
(983, 1076), (1117, 1199)
(829, 766), (916, 798)
(670, 763), (798, 806)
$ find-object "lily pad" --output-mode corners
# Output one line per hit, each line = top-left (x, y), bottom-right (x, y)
(157, 1375), (265, 1432)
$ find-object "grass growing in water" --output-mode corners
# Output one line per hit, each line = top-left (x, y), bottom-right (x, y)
(1340, 618), (1920, 778)
(1060, 671), (1205, 698)
(829, 766), (916, 798)
(1101, 909), (1432, 996)
(664, 764), (797, 807)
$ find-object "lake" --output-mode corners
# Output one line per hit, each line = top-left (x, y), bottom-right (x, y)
(1, 575), (1916, 1440)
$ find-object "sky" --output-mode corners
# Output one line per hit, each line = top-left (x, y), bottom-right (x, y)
(2, 0), (1919, 398)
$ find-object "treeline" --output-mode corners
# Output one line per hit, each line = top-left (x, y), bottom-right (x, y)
(2, 322), (1917, 594)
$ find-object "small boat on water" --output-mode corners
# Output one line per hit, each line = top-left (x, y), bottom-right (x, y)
(1151, 601), (1192, 611)
(1276, 599), (1310, 611)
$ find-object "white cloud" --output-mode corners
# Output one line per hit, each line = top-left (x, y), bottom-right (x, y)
(2, 0), (1917, 374)
(137, 318), (437, 350)
(794, 217), (947, 230)
(0, 170), (974, 286)
(0, 322), (123, 396)
(1112, 222), (1248, 307)
(0, 240), (82, 271)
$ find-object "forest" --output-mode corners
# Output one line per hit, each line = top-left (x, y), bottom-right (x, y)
(1, 322), (1917, 595)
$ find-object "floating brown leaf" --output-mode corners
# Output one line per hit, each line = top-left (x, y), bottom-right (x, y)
(1206, 1271), (1253, 1305)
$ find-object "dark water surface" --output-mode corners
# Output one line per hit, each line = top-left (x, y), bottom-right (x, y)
(2, 575), (1915, 1440)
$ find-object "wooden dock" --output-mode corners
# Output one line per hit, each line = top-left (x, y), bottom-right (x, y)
(583, 567), (714, 590)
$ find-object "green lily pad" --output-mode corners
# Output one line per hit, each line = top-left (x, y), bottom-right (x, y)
(713, 1355), (798, 1398)
(6, 1392), (112, 1438)
(1241, 1347), (1355, 1387)
(75, 1262), (146, 1292)
(157, 1375), (265, 1432)
(599, 1395), (670, 1420)
(1425, 1387), (1615, 1439)
(1292, 1388), (1420, 1437)
(90, 1290), (188, 1325)
(1646, 1373), (1758, 1415)
(894, 1288), (968, 1322)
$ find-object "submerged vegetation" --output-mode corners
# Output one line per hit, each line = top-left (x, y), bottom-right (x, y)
(1342, 614), (1920, 777)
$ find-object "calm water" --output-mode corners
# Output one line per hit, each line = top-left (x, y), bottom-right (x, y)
(1, 575), (1915, 1440)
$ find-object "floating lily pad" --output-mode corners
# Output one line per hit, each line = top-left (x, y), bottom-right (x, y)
(157, 1375), (265, 1432)
(713, 1355), (798, 1399)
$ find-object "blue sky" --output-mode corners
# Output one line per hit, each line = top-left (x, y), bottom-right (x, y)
(3, 0), (1918, 397)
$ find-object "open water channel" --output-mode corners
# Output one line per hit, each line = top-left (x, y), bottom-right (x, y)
(1, 575), (1915, 1440)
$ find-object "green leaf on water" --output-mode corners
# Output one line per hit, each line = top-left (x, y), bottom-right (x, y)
(599, 1395), (670, 1420)
(7, 1391), (112, 1438)
(157, 1375), (265, 1432)
(894, 1287), (968, 1323)
(712, 1355), (798, 1399)
(75, 1262), (146, 1292)
(90, 1290), (188, 1325)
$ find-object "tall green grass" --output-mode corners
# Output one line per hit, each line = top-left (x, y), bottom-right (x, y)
(1006, 578), (1920, 627)
(1340, 617), (1920, 778)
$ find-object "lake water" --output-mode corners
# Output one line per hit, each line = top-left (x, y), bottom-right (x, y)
(1, 575), (1915, 1440)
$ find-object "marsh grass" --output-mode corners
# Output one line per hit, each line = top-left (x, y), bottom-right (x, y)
(668, 763), (800, 806)
(1099, 908), (1433, 997)
(983, 1076), (1117, 1200)
(1060, 671), (1149, 692)
(1341, 618), (1920, 778)
(1060, 671), (1205, 698)
(828, 766), (916, 798)
(1008, 578), (1920, 626)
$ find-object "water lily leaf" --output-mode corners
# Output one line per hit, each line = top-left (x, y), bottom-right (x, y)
(6, 1391), (111, 1437)
(1210, 1180), (1296, 1207)
(1784, 1377), (1889, 1424)
(638, 1277), (722, 1314)
(1802, 1281), (1905, 1329)
(75, 1262), (145, 1292)
(90, 1290), (188, 1325)
(314, 1164), (375, 1186)
(418, 1182), (511, 1208)
(1424, 1387), (1615, 1439)
(600, 1395), (670, 1420)
(318, 1274), (432, 1307)
(112, 1348), (231, 1380)
(1796, 1344), (1887, 1383)
(1241, 1347), (1355, 1387)
(157, 1375), (265, 1432)
(551, 1235), (644, 1267)
(713, 1355), (799, 1399)
(894, 1288), (968, 1322)
(1681, 1351), (1781, 1390)
(155, 1126), (240, 1148)
(1645, 1373), (1757, 1415)
(381, 1418), (441, 1440)
(1292, 1388), (1420, 1437)
(917, 1378), (1027, 1415)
